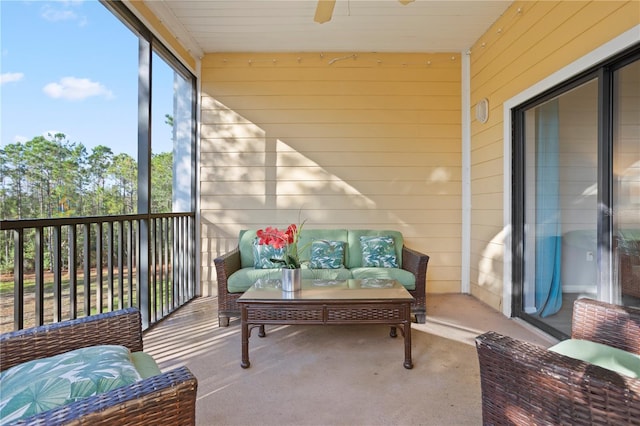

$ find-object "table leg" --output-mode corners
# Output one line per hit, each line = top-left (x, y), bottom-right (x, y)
(403, 317), (413, 370)
(241, 310), (250, 369)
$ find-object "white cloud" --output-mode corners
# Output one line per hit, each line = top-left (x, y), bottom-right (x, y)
(41, 7), (77, 22)
(43, 77), (114, 101)
(40, 2), (88, 26)
(1, 72), (24, 84)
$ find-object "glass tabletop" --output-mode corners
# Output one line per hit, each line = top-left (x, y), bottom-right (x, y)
(239, 278), (414, 301)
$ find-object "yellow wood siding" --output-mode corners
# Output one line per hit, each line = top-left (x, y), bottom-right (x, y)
(469, 1), (639, 310)
(200, 53), (462, 295)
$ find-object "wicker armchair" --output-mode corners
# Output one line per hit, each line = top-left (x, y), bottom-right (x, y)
(0, 308), (197, 425)
(476, 298), (640, 425)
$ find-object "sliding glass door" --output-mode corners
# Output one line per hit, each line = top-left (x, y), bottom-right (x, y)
(513, 48), (639, 339)
(520, 80), (599, 336)
(613, 59), (640, 306)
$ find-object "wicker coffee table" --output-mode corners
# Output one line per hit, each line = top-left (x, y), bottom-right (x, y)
(238, 278), (414, 369)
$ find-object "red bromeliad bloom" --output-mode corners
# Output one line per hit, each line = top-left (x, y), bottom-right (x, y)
(256, 223), (304, 268)
(256, 226), (290, 248)
(257, 225), (297, 248)
(285, 224), (296, 244)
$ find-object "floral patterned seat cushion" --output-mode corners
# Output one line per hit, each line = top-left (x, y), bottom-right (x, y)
(0, 345), (142, 423)
(308, 240), (345, 269)
(360, 235), (399, 268)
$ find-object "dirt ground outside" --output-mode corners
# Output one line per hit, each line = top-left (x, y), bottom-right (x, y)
(1, 268), (137, 334)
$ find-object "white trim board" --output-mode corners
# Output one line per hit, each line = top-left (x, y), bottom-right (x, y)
(461, 50), (472, 295)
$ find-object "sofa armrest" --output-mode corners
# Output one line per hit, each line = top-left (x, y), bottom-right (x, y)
(476, 331), (640, 425)
(214, 248), (241, 293)
(572, 298), (640, 355)
(401, 245), (429, 293)
(7, 366), (198, 426)
(0, 308), (143, 372)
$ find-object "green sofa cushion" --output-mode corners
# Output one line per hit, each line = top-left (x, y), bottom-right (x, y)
(347, 230), (403, 269)
(228, 267), (284, 292)
(0, 345), (142, 423)
(228, 266), (353, 292)
(549, 338), (640, 378)
(302, 267), (352, 281)
(130, 351), (162, 379)
(239, 230), (259, 268)
(351, 267), (415, 290)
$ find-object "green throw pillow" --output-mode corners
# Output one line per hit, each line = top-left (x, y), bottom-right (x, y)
(360, 235), (398, 268)
(308, 240), (345, 269)
(0, 345), (142, 423)
(252, 238), (285, 269)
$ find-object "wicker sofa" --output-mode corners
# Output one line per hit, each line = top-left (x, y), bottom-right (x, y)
(215, 228), (429, 326)
(0, 308), (197, 425)
(476, 298), (640, 425)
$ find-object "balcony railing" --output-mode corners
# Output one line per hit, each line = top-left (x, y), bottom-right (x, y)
(0, 213), (196, 333)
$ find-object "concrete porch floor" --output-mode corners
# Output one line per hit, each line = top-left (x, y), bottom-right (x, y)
(143, 294), (555, 426)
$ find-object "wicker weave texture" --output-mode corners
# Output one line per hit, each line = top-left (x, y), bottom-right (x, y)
(0, 308), (198, 426)
(327, 306), (403, 322)
(0, 308), (143, 372)
(572, 298), (640, 355)
(476, 299), (640, 426)
(245, 304), (405, 323)
(214, 248), (243, 320)
(248, 307), (324, 322)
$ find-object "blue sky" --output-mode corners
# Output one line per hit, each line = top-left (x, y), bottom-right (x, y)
(1, 0), (174, 157)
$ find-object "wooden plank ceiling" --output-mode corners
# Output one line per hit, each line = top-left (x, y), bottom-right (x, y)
(141, 0), (513, 56)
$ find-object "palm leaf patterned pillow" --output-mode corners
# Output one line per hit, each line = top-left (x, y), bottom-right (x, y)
(252, 238), (286, 269)
(0, 345), (142, 423)
(308, 240), (344, 269)
(360, 236), (398, 268)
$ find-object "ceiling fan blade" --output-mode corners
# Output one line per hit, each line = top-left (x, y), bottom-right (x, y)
(398, 0), (415, 4)
(314, 0), (336, 24)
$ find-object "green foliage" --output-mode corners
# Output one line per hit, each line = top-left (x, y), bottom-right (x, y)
(0, 134), (173, 274)
(0, 134), (176, 219)
(151, 152), (173, 213)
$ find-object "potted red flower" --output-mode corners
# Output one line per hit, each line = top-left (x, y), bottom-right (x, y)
(256, 222), (305, 291)
(256, 223), (304, 269)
